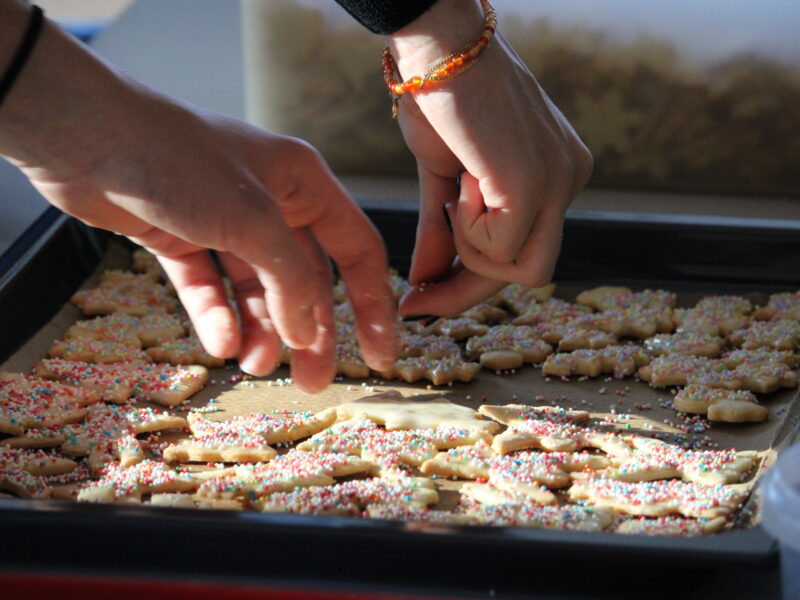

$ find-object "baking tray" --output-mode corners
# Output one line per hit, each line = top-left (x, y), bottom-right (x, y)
(1, 202), (797, 599)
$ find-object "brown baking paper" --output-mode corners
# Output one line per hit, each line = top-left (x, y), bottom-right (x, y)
(2, 239), (799, 527)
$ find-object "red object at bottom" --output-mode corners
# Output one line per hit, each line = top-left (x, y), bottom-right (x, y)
(0, 572), (434, 600)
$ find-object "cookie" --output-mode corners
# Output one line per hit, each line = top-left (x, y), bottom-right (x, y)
(533, 320), (618, 352)
(196, 450), (375, 502)
(458, 493), (614, 531)
(577, 287), (675, 312)
(672, 385), (768, 423)
(732, 362), (796, 394)
(637, 355), (732, 389)
(133, 311), (186, 347)
(644, 332), (725, 358)
(510, 298), (592, 326)
(568, 476), (747, 519)
(420, 439), (608, 491)
(397, 331), (462, 360)
(728, 319), (800, 351)
(575, 286), (634, 311)
(639, 354), (795, 394)
(4, 403), (187, 474)
(428, 317), (489, 341)
(457, 481), (552, 506)
(297, 418), (487, 474)
(673, 296), (752, 336)
(718, 348), (799, 369)
(66, 313), (144, 347)
(465, 325), (553, 366)
(0, 384), (88, 436)
(148, 493), (243, 510)
(615, 515), (727, 536)
(164, 408), (337, 464)
(71, 404), (186, 472)
(459, 302), (508, 324)
(335, 391), (498, 433)
(542, 345), (650, 379)
(117, 362), (209, 407)
(254, 477), (439, 515)
(0, 448), (77, 498)
(66, 311), (185, 348)
(376, 355), (482, 386)
(591, 306), (674, 339)
(604, 437), (758, 485)
(146, 336), (226, 368)
(478, 404), (630, 457)
(753, 291), (800, 322)
(71, 273), (177, 317)
(0, 373), (102, 406)
(131, 249), (165, 281)
(365, 504), (478, 526)
(34, 360), (208, 406)
(48, 339), (153, 364)
(76, 460), (198, 503)
(496, 283), (557, 314)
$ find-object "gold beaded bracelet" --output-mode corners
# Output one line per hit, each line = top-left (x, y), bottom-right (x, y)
(382, 0), (497, 118)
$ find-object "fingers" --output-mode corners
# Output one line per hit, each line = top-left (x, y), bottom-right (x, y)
(398, 260), (506, 317)
(448, 173), (566, 288)
(221, 190), (326, 352)
(456, 172), (536, 264)
(216, 252), (281, 376)
(289, 298), (336, 393)
(500, 202), (564, 286)
(284, 228), (336, 393)
(271, 146), (397, 371)
(157, 252), (241, 359)
(408, 166), (458, 286)
(220, 230), (337, 394)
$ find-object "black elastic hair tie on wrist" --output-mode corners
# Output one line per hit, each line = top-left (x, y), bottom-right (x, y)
(0, 4), (45, 107)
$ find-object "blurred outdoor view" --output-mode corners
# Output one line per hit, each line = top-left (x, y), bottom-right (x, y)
(245, 0), (800, 198)
(43, 0), (800, 198)
(510, 0), (800, 197)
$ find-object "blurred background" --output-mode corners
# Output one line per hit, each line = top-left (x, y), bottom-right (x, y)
(28, 0), (800, 200)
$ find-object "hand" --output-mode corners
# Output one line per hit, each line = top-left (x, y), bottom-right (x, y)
(387, 0), (592, 316)
(0, 7), (397, 392)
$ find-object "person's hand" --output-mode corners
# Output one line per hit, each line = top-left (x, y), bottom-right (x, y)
(387, 0), (593, 317)
(0, 4), (397, 392)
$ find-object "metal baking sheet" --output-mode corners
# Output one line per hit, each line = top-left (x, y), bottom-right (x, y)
(0, 205), (797, 598)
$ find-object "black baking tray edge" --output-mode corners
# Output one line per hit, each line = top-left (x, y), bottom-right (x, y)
(0, 207), (107, 364)
(2, 201), (796, 598)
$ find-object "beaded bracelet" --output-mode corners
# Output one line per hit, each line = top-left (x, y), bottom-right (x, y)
(382, 0), (497, 118)
(0, 5), (45, 107)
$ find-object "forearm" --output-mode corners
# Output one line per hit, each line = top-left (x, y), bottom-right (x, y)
(0, 0), (130, 178)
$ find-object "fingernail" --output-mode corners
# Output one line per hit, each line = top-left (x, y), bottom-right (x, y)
(401, 314), (437, 322)
(442, 205), (453, 233)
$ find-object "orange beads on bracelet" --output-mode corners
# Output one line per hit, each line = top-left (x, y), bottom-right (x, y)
(382, 0), (497, 118)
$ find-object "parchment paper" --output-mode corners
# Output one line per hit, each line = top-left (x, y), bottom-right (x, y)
(3, 240), (798, 525)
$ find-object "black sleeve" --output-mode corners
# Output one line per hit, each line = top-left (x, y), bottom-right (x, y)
(334, 0), (438, 35)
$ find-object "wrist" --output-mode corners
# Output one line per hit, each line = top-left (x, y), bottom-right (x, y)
(387, 0), (485, 78)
